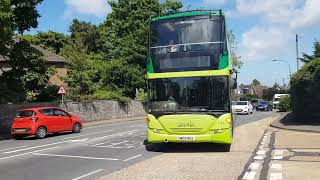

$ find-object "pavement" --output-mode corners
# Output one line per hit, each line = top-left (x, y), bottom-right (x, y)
(0, 111), (277, 180)
(270, 112), (320, 133)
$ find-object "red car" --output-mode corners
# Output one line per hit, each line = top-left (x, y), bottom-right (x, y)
(11, 107), (83, 139)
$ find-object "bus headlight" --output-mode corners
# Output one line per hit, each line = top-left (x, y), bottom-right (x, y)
(211, 128), (229, 134)
(225, 118), (232, 124)
(149, 128), (164, 134)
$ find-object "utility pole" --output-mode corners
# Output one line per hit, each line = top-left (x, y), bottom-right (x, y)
(296, 34), (299, 72)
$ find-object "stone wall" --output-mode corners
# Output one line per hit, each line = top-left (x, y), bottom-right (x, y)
(0, 100), (146, 133)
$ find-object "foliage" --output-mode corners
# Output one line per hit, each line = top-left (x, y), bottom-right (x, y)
(0, 0), (58, 103)
(94, 90), (130, 103)
(241, 94), (260, 101)
(290, 58), (320, 120)
(61, 0), (182, 102)
(69, 19), (103, 54)
(278, 95), (291, 112)
(252, 79), (261, 86)
(301, 40), (320, 63)
(135, 88), (147, 102)
(34, 31), (67, 54)
(99, 0), (182, 68)
(228, 30), (244, 70)
(262, 83), (288, 101)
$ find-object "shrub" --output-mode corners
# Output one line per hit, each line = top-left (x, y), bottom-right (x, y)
(94, 90), (130, 103)
(135, 88), (147, 102)
(278, 95), (291, 112)
(290, 58), (320, 120)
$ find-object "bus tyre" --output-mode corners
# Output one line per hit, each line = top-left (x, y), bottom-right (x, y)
(146, 143), (163, 152)
(222, 144), (231, 152)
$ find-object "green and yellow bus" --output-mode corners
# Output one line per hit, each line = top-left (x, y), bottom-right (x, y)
(146, 10), (237, 151)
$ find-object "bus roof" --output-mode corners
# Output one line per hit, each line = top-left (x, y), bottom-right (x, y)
(151, 10), (224, 22)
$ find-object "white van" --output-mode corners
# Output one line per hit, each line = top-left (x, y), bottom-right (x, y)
(273, 94), (289, 109)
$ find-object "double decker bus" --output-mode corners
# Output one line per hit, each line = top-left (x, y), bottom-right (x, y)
(146, 10), (237, 151)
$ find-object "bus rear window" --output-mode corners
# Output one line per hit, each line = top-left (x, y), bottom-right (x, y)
(15, 111), (36, 118)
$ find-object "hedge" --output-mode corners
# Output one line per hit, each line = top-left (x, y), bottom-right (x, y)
(290, 58), (320, 121)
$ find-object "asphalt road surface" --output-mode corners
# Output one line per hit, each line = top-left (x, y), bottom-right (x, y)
(0, 110), (277, 180)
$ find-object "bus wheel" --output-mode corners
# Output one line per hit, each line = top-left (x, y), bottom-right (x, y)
(222, 144), (231, 152)
(146, 143), (164, 152)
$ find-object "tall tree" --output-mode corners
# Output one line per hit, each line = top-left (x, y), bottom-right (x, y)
(252, 79), (261, 86)
(34, 31), (67, 54)
(301, 40), (320, 63)
(99, 0), (182, 68)
(0, 0), (55, 102)
(228, 30), (244, 70)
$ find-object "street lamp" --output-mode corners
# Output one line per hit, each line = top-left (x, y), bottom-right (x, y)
(272, 59), (292, 77)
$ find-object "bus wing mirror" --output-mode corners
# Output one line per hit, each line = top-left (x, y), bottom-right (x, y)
(231, 69), (238, 89)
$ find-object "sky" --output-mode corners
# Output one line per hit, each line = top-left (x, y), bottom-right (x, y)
(28, 0), (320, 86)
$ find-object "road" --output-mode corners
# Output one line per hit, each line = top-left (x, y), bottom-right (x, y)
(0, 111), (277, 180)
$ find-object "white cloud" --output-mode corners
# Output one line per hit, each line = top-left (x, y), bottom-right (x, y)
(290, 0), (320, 29)
(235, 0), (320, 63)
(203, 0), (227, 5)
(64, 0), (111, 18)
(233, 0), (300, 17)
(240, 26), (292, 62)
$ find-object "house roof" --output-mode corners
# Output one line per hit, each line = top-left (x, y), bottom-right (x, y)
(0, 46), (65, 63)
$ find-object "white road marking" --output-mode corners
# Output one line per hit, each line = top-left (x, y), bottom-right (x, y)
(3, 141), (68, 154)
(72, 169), (104, 180)
(92, 141), (112, 146)
(242, 171), (256, 180)
(269, 173), (282, 180)
(249, 162), (260, 170)
(63, 130), (114, 140)
(274, 150), (284, 156)
(271, 164), (282, 170)
(3, 129), (141, 155)
(253, 155), (265, 160)
(130, 124), (147, 128)
(68, 138), (89, 143)
(123, 154), (142, 162)
(88, 129), (142, 142)
(0, 146), (59, 161)
(257, 150), (266, 155)
(95, 141), (129, 148)
(0, 146), (28, 152)
(272, 156), (283, 160)
(33, 153), (119, 161)
(84, 120), (144, 129)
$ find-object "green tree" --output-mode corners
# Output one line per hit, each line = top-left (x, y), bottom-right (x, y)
(228, 30), (244, 70)
(301, 40), (320, 63)
(252, 79), (261, 86)
(69, 19), (103, 54)
(34, 31), (67, 54)
(0, 0), (56, 102)
(99, 0), (182, 68)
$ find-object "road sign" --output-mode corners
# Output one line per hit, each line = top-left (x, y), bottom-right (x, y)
(57, 86), (66, 94)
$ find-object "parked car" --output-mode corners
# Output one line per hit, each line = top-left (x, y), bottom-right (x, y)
(234, 101), (253, 115)
(256, 101), (273, 111)
(11, 107), (82, 139)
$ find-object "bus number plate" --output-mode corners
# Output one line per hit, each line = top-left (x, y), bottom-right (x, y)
(177, 136), (195, 141)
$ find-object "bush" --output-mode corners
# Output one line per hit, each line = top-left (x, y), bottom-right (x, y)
(290, 58), (320, 120)
(135, 88), (147, 102)
(278, 95), (291, 112)
(94, 90), (130, 103)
